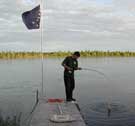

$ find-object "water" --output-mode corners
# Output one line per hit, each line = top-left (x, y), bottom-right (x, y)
(0, 57), (135, 125)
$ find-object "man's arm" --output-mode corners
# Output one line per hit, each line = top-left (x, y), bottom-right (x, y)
(62, 64), (73, 70)
(74, 67), (82, 70)
(77, 67), (82, 70)
(74, 60), (82, 70)
(61, 57), (73, 70)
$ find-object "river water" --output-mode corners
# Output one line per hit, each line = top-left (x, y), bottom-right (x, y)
(0, 57), (135, 126)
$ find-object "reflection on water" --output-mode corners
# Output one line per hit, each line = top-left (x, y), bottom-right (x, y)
(0, 58), (135, 125)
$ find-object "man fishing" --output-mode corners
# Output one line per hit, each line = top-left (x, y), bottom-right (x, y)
(62, 51), (82, 102)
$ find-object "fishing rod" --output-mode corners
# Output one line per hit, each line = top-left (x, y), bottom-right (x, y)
(81, 67), (108, 79)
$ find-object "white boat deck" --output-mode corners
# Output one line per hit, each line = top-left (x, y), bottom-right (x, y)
(30, 98), (86, 126)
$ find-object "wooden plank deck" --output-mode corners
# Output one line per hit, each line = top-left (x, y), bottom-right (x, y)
(30, 98), (86, 126)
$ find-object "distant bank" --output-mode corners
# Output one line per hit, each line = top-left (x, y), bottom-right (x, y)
(0, 51), (135, 59)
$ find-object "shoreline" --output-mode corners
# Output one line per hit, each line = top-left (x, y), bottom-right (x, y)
(0, 51), (135, 59)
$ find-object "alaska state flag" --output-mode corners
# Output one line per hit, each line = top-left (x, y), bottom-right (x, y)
(22, 5), (40, 29)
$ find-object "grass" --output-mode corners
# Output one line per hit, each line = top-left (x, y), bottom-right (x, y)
(0, 113), (21, 126)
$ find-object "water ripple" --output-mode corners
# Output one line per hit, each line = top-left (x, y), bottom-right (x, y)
(82, 101), (135, 126)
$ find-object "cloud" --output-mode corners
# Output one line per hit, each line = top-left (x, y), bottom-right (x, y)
(113, 0), (135, 11)
(0, 0), (135, 51)
(43, 0), (135, 51)
(16, 0), (39, 6)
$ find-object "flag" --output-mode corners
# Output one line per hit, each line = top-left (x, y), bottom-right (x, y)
(22, 5), (40, 29)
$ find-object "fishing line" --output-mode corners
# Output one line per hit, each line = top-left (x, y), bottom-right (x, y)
(81, 67), (108, 79)
(81, 67), (113, 116)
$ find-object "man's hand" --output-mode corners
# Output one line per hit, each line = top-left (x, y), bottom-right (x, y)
(66, 66), (73, 71)
(77, 67), (82, 70)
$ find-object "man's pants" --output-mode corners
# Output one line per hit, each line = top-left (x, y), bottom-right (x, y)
(64, 75), (75, 100)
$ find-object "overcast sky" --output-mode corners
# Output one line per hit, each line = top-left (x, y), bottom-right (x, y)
(0, 0), (135, 52)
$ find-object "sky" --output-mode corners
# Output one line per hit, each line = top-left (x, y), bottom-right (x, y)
(0, 0), (135, 52)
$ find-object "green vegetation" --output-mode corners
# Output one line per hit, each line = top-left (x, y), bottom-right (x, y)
(0, 51), (135, 59)
(0, 114), (21, 126)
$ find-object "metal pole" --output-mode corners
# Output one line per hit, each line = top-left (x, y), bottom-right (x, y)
(40, 0), (45, 98)
(36, 90), (39, 104)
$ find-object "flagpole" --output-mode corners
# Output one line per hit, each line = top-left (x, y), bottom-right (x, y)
(40, 0), (45, 98)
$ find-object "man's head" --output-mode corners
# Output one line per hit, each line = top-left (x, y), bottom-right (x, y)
(72, 51), (80, 59)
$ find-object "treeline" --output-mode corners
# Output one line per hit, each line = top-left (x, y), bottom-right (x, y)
(0, 51), (135, 59)
(0, 52), (70, 59)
